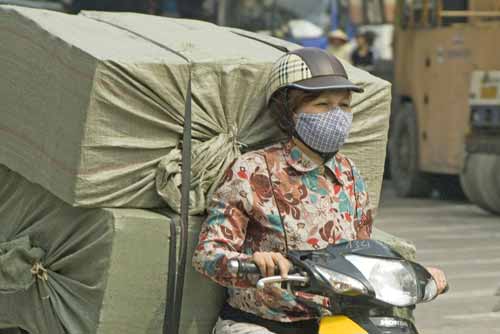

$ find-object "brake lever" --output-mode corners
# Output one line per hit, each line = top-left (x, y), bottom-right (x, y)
(256, 274), (310, 290)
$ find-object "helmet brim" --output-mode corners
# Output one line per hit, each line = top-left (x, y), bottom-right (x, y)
(289, 75), (364, 93)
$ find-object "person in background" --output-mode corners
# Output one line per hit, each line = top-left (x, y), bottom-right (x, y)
(351, 31), (376, 72)
(326, 29), (352, 63)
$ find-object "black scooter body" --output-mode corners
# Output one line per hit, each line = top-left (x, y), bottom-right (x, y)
(286, 240), (426, 334)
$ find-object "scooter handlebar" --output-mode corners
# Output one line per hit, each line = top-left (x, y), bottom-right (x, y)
(228, 259), (310, 290)
(227, 259), (261, 276)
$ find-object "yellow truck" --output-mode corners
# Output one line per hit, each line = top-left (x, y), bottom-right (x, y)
(389, 0), (500, 214)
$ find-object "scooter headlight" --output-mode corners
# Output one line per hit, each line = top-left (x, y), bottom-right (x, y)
(315, 266), (368, 296)
(345, 255), (418, 307)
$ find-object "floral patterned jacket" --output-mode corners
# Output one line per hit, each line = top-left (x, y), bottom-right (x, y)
(192, 139), (373, 322)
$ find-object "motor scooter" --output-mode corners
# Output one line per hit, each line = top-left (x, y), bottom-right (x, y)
(229, 239), (447, 334)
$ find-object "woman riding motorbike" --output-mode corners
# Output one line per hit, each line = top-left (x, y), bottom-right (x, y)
(192, 47), (447, 334)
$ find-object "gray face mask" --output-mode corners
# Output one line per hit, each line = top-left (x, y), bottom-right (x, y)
(295, 106), (353, 153)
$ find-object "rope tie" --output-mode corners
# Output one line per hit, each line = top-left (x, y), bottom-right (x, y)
(32, 262), (50, 300)
(229, 126), (247, 150)
(31, 262), (48, 282)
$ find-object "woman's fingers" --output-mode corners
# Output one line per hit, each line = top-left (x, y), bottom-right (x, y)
(252, 252), (276, 277)
(252, 252), (291, 278)
(273, 253), (291, 279)
(252, 252), (268, 277)
(264, 254), (276, 277)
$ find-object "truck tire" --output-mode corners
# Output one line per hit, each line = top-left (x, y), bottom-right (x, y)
(460, 153), (500, 215)
(431, 175), (465, 199)
(389, 103), (432, 197)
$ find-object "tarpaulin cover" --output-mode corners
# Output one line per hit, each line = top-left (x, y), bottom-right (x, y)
(0, 6), (391, 214)
(0, 165), (225, 334)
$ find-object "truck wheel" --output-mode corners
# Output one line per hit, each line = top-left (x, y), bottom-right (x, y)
(433, 175), (465, 199)
(460, 153), (500, 215)
(389, 103), (432, 197)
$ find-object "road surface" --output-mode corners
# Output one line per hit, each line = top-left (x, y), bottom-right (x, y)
(377, 182), (500, 334)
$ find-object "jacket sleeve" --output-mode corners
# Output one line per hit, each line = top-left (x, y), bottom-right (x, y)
(192, 156), (255, 288)
(351, 163), (373, 240)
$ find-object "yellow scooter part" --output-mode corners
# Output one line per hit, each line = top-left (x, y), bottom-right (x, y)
(318, 315), (368, 334)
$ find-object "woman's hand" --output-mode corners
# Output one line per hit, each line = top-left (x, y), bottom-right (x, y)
(426, 266), (448, 294)
(252, 252), (292, 279)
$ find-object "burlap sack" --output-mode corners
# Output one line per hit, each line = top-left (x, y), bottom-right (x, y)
(0, 165), (224, 334)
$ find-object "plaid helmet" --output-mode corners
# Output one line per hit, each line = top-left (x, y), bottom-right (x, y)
(266, 47), (364, 104)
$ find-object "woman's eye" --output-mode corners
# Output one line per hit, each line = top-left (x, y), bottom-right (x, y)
(316, 102), (329, 106)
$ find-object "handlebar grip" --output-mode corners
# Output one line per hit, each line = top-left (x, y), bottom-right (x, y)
(239, 261), (261, 275)
(227, 259), (261, 276)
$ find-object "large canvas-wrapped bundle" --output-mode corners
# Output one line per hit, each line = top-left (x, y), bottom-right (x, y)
(0, 6), (391, 214)
(0, 165), (225, 334)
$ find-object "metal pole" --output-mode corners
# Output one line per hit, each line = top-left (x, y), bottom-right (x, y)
(172, 69), (193, 334)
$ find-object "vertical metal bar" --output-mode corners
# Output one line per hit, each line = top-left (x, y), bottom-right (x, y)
(172, 69), (193, 334)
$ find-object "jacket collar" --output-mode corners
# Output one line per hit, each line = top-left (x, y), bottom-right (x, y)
(283, 138), (347, 185)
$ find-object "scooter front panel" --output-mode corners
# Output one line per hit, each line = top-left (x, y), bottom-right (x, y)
(318, 315), (368, 334)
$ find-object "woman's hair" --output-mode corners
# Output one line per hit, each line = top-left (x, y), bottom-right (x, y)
(268, 88), (323, 138)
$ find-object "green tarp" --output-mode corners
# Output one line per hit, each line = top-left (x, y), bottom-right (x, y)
(0, 6), (391, 215)
(0, 165), (225, 334)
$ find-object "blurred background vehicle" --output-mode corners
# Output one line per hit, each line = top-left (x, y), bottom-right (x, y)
(389, 0), (500, 215)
